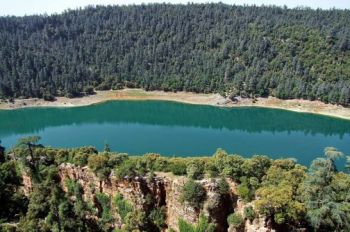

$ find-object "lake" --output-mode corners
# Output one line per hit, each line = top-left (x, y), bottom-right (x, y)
(1, 100), (349, 167)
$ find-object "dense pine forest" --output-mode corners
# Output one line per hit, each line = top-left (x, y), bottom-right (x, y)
(0, 138), (349, 231)
(0, 4), (350, 105)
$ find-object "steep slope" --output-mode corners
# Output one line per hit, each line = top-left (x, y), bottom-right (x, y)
(21, 163), (272, 232)
(0, 4), (349, 105)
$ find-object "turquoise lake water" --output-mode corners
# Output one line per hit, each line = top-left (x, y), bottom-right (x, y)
(1, 100), (349, 167)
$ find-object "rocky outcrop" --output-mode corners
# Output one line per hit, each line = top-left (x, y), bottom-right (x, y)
(22, 174), (33, 196)
(22, 163), (272, 232)
(244, 217), (274, 232)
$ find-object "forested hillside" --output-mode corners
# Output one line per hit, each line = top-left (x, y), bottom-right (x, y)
(0, 4), (350, 105)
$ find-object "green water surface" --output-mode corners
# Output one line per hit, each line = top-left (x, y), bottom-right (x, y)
(1, 100), (349, 167)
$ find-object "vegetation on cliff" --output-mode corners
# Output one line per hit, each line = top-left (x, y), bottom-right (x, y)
(0, 138), (349, 231)
(0, 4), (350, 105)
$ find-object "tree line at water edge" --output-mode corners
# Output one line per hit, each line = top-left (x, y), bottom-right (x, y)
(0, 137), (349, 231)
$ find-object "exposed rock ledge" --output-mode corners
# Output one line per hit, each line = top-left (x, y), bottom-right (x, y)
(23, 163), (273, 232)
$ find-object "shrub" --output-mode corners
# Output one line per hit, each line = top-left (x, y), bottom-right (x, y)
(227, 213), (244, 229)
(72, 146), (98, 156)
(54, 149), (70, 164)
(147, 171), (155, 184)
(237, 176), (256, 202)
(181, 179), (206, 209)
(244, 206), (256, 222)
(123, 210), (146, 232)
(168, 159), (187, 175)
(135, 158), (147, 176)
(83, 86), (95, 95)
(152, 157), (168, 171)
(43, 92), (55, 101)
(145, 193), (153, 206)
(196, 213), (216, 232)
(114, 193), (133, 222)
(186, 160), (204, 180)
(178, 214), (216, 232)
(144, 153), (168, 171)
(220, 155), (245, 181)
(87, 154), (110, 180)
(242, 155), (271, 181)
(217, 177), (230, 195)
(204, 162), (219, 178)
(71, 152), (89, 167)
(0, 224), (17, 232)
(237, 184), (250, 201)
(95, 193), (113, 230)
(178, 218), (196, 232)
(69, 146), (98, 166)
(149, 207), (166, 230)
(213, 148), (229, 171)
(107, 153), (128, 168)
(64, 179), (76, 194)
(115, 159), (137, 179)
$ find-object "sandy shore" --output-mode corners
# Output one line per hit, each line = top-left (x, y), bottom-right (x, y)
(1, 88), (350, 120)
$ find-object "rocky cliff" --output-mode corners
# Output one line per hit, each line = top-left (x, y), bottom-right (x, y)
(23, 163), (272, 232)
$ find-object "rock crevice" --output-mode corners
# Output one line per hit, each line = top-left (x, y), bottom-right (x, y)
(23, 163), (272, 232)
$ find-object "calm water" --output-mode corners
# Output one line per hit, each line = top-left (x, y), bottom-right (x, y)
(1, 100), (349, 167)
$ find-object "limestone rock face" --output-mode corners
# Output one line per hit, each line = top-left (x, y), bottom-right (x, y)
(58, 163), (167, 209)
(22, 163), (273, 232)
(22, 173), (33, 196)
(158, 174), (197, 230)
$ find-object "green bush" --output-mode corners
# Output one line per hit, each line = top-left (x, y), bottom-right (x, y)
(149, 207), (166, 230)
(115, 159), (137, 179)
(186, 160), (205, 180)
(242, 155), (271, 181)
(214, 152), (245, 181)
(237, 184), (250, 201)
(144, 153), (168, 171)
(178, 214), (216, 232)
(95, 193), (113, 230)
(71, 152), (89, 167)
(123, 210), (146, 232)
(204, 162), (219, 178)
(178, 218), (196, 232)
(196, 213), (216, 232)
(64, 179), (76, 194)
(217, 177), (230, 195)
(244, 206), (256, 222)
(107, 153), (128, 168)
(168, 160), (187, 175)
(54, 149), (70, 164)
(114, 193), (133, 222)
(87, 154), (110, 180)
(227, 213), (244, 228)
(237, 176), (257, 202)
(181, 180), (206, 209)
(213, 148), (229, 172)
(0, 224), (17, 232)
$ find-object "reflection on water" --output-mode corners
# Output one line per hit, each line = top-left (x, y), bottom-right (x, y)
(1, 100), (349, 167)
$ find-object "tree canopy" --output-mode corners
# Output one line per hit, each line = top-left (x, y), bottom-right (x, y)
(0, 4), (349, 105)
(0, 139), (349, 231)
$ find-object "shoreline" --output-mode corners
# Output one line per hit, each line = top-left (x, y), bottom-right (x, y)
(1, 88), (350, 120)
